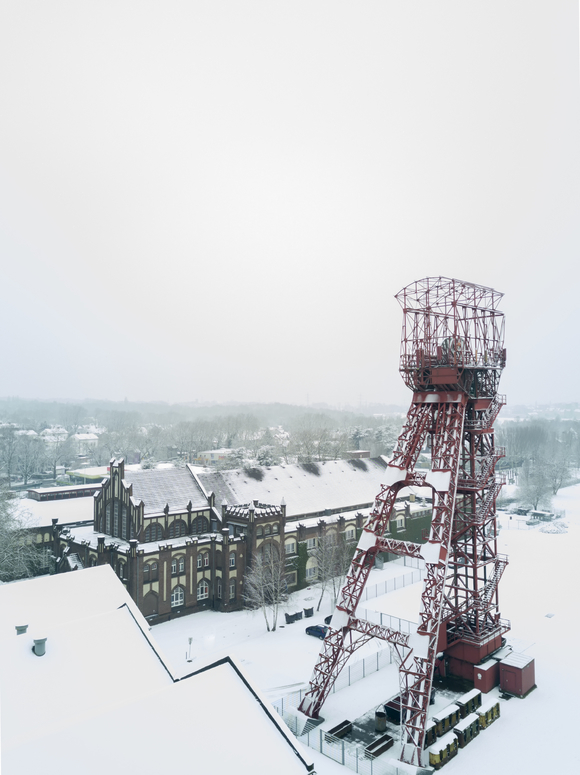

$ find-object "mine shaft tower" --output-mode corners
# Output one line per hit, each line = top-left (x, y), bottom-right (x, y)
(299, 277), (509, 768)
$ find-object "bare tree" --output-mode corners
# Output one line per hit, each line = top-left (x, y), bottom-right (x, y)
(312, 532), (357, 611)
(43, 435), (75, 479)
(0, 426), (18, 486)
(518, 459), (552, 511)
(243, 545), (288, 632)
(0, 488), (43, 581)
(16, 433), (44, 485)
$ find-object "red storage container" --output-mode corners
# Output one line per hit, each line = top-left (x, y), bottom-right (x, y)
(499, 652), (535, 697)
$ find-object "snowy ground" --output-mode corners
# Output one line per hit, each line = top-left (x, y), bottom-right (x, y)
(153, 484), (580, 774)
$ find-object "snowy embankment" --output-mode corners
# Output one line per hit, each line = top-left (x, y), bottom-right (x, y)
(153, 484), (580, 775)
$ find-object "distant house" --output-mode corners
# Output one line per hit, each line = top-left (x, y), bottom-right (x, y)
(196, 448), (234, 465)
(0, 566), (314, 775)
(71, 432), (99, 456)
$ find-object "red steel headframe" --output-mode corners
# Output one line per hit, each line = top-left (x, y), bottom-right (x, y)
(298, 277), (508, 770)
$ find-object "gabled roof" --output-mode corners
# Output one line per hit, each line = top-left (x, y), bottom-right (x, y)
(0, 567), (313, 775)
(122, 466), (209, 514)
(195, 457), (389, 519)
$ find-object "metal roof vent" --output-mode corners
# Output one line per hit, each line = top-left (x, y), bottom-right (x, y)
(15, 624), (28, 636)
(32, 637), (47, 657)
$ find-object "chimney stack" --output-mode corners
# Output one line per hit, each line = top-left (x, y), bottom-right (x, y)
(32, 637), (47, 657)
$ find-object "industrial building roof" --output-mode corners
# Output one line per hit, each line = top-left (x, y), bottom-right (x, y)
(123, 466), (209, 514)
(195, 457), (389, 519)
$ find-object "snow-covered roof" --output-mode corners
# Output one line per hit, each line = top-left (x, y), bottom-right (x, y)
(0, 565), (147, 642)
(455, 712), (479, 732)
(195, 457), (389, 519)
(0, 568), (313, 775)
(429, 730), (458, 753)
(457, 687), (481, 704)
(3, 656), (314, 775)
(500, 651), (534, 669)
(121, 466), (209, 514)
(15, 495), (94, 528)
(432, 703), (460, 721)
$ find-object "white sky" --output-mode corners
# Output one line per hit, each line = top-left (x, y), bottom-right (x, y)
(0, 2), (578, 409)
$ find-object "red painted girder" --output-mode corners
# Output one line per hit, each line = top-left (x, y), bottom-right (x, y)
(349, 617), (411, 648)
(377, 537), (423, 558)
(297, 627), (374, 718)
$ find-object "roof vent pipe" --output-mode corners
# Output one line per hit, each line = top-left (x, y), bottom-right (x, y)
(32, 637), (47, 657)
(15, 624), (28, 635)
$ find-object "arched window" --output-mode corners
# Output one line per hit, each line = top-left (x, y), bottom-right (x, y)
(105, 504), (111, 534)
(113, 502), (119, 536)
(171, 585), (185, 608)
(121, 504), (128, 540)
(197, 552), (210, 569)
(217, 579), (222, 599)
(265, 524), (272, 536)
(261, 542), (279, 562)
(191, 515), (209, 535)
(150, 562), (158, 581)
(144, 523), (163, 542)
(172, 556), (185, 575)
(272, 523), (279, 534)
(144, 564), (150, 581)
(197, 579), (209, 601)
(256, 526), (263, 538)
(229, 580), (236, 601)
(169, 520), (186, 539)
(229, 551), (236, 568)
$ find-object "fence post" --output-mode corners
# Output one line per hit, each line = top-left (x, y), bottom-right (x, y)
(342, 739), (345, 765)
(320, 729), (323, 754)
(356, 745), (359, 773)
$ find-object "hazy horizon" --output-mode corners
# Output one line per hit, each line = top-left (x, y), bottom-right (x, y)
(1, 2), (579, 409)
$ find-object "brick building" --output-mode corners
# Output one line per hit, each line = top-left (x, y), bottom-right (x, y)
(46, 457), (431, 624)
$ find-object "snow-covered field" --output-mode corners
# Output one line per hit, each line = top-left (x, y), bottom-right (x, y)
(153, 484), (580, 774)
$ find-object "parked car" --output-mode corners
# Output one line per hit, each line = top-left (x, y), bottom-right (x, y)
(305, 625), (328, 640)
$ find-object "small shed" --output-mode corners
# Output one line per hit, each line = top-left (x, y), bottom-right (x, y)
(478, 698), (500, 729)
(473, 659), (499, 693)
(432, 703), (460, 737)
(456, 687), (482, 718)
(499, 652), (536, 697)
(385, 696), (402, 724)
(428, 731), (459, 770)
(453, 712), (480, 748)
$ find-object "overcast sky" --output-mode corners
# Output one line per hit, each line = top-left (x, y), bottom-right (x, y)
(0, 1), (578, 410)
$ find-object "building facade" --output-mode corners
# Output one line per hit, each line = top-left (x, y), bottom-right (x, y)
(46, 458), (431, 624)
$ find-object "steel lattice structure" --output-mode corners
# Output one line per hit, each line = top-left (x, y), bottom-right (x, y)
(298, 278), (509, 769)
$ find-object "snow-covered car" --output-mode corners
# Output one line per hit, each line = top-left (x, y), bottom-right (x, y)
(305, 625), (328, 640)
